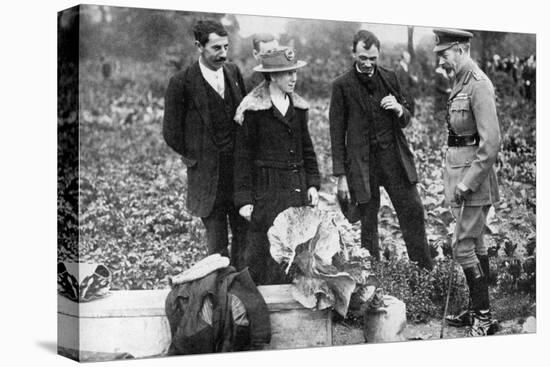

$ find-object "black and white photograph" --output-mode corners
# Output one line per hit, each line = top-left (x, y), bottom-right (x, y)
(2, 0), (544, 365)
(54, 2), (540, 363)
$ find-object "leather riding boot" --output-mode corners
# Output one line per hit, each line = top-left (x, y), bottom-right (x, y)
(446, 268), (474, 327)
(465, 263), (490, 312)
(478, 255), (490, 277)
(464, 263), (498, 336)
(477, 254), (493, 284)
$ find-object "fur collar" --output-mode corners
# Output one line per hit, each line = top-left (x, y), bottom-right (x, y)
(234, 81), (309, 125)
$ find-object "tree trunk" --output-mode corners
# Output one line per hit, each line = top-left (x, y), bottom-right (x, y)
(99, 5), (108, 23)
(407, 26), (416, 63)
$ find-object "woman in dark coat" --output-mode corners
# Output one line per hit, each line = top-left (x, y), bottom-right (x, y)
(233, 47), (321, 285)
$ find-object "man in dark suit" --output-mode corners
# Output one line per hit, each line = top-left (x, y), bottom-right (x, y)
(329, 30), (433, 270)
(163, 20), (248, 268)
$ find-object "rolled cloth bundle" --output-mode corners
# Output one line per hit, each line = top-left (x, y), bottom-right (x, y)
(169, 253), (230, 286)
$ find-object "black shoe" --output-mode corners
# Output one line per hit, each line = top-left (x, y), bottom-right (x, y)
(446, 309), (473, 327)
(468, 311), (499, 336)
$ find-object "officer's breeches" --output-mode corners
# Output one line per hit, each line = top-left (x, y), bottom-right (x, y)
(451, 205), (491, 268)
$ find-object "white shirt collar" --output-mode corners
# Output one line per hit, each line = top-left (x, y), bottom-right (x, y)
(199, 57), (225, 96)
(400, 60), (409, 72)
(355, 63), (375, 77)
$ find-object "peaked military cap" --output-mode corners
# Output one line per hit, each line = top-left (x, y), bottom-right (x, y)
(433, 28), (473, 52)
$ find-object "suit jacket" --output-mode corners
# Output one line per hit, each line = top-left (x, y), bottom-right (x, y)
(444, 59), (500, 207)
(329, 65), (418, 204)
(163, 61), (246, 217)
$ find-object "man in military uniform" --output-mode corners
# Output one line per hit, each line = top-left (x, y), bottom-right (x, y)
(433, 29), (501, 336)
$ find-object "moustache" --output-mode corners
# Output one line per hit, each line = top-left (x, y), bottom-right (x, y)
(215, 57), (227, 63)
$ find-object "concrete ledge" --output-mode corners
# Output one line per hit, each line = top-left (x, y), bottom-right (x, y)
(58, 285), (332, 361)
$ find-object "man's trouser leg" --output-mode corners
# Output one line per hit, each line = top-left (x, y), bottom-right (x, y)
(202, 201), (247, 269)
(385, 181), (433, 270)
(359, 193), (381, 261)
(358, 145), (385, 261)
(201, 204), (229, 257)
(452, 205), (491, 270)
(200, 153), (235, 260)
(371, 143), (433, 270)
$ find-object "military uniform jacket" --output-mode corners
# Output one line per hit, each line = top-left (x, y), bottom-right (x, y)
(162, 61), (246, 217)
(444, 59), (501, 207)
(329, 65), (418, 204)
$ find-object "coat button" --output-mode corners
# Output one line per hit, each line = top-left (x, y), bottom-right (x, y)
(362, 156), (368, 162)
(289, 149), (295, 154)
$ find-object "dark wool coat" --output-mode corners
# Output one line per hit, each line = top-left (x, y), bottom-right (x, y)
(329, 65), (418, 204)
(163, 61), (246, 217)
(165, 267), (271, 355)
(233, 81), (321, 232)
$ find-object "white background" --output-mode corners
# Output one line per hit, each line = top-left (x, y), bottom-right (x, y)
(0, 0), (546, 366)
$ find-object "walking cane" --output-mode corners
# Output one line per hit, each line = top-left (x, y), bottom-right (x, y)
(440, 202), (464, 339)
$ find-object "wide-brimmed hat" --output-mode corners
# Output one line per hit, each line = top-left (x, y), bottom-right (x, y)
(433, 28), (473, 53)
(253, 47), (307, 73)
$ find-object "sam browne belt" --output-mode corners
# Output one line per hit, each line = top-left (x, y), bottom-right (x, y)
(447, 133), (480, 147)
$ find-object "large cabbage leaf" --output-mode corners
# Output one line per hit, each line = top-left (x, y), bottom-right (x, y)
(268, 207), (374, 316)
